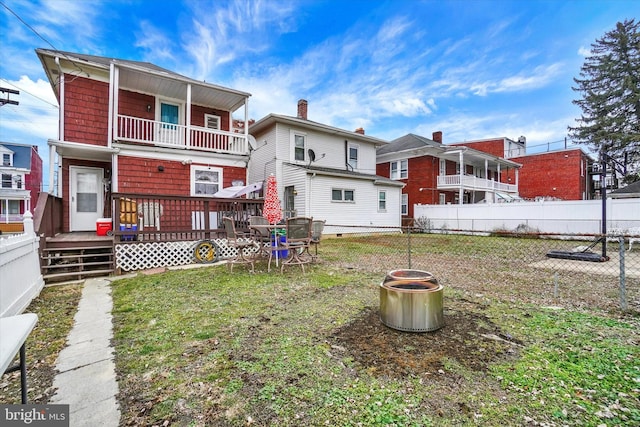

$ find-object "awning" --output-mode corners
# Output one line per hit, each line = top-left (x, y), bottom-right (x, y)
(213, 182), (263, 198)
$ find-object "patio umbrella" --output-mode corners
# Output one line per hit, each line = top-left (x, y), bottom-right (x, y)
(262, 174), (282, 265)
(213, 182), (263, 198)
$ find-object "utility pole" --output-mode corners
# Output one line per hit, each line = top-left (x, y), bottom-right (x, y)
(0, 87), (20, 106)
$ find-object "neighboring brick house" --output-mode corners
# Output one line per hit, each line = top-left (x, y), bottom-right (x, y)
(376, 132), (521, 221)
(37, 49), (252, 232)
(452, 137), (594, 201)
(0, 142), (43, 232)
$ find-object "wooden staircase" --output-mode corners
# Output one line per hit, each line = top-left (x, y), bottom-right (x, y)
(41, 233), (115, 283)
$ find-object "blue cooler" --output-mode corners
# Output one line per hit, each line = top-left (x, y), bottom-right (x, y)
(120, 224), (138, 241)
(271, 235), (288, 258)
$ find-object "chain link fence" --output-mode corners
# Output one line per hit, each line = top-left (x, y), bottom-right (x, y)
(317, 225), (639, 314)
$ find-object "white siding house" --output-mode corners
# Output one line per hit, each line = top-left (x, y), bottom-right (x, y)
(248, 100), (404, 232)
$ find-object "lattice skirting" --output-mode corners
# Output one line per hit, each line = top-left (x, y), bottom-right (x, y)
(115, 239), (262, 272)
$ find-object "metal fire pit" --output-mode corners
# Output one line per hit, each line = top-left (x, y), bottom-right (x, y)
(380, 270), (444, 332)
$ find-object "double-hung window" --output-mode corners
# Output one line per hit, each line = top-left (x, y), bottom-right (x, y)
(191, 166), (222, 196)
(1, 174), (11, 188)
(293, 133), (306, 161)
(390, 159), (408, 180)
(378, 191), (387, 211)
(401, 193), (408, 215)
(347, 144), (359, 170)
(2, 153), (11, 166)
(332, 188), (355, 202)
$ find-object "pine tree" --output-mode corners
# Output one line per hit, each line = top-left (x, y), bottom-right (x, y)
(569, 19), (640, 181)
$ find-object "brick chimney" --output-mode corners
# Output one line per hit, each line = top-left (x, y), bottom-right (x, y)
(297, 99), (308, 120)
(355, 127), (365, 135)
(432, 131), (443, 143)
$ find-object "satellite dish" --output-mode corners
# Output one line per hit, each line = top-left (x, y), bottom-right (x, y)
(308, 149), (316, 162)
(248, 135), (257, 150)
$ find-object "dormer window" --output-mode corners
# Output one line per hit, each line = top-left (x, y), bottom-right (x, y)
(2, 153), (11, 166)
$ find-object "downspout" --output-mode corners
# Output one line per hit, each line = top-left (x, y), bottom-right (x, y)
(108, 62), (114, 147)
(52, 57), (64, 196)
(112, 65), (120, 193)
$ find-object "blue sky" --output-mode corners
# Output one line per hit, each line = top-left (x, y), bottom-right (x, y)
(0, 0), (637, 190)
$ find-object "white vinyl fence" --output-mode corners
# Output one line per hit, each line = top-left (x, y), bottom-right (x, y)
(414, 198), (640, 234)
(0, 212), (44, 317)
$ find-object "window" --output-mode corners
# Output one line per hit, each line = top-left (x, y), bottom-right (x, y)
(14, 175), (22, 189)
(2, 174), (11, 188)
(455, 162), (461, 175)
(294, 133), (305, 161)
(401, 193), (408, 215)
(332, 188), (354, 202)
(378, 191), (387, 211)
(439, 159), (446, 176)
(205, 114), (221, 130)
(348, 144), (358, 170)
(8, 200), (20, 214)
(390, 160), (408, 180)
(439, 193), (446, 205)
(191, 166), (222, 196)
(2, 153), (11, 166)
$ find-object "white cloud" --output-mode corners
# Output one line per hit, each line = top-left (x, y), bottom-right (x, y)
(578, 46), (591, 57)
(0, 77), (58, 141)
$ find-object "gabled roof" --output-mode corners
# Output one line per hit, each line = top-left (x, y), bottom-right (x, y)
(609, 180), (640, 199)
(377, 133), (521, 169)
(377, 133), (440, 155)
(36, 49), (251, 111)
(286, 163), (404, 187)
(250, 113), (388, 147)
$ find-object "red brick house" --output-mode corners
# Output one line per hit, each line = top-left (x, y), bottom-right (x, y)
(376, 132), (521, 221)
(452, 137), (594, 201)
(37, 49), (253, 233)
(0, 142), (43, 233)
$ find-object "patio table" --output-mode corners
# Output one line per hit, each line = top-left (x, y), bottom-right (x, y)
(1, 313), (38, 403)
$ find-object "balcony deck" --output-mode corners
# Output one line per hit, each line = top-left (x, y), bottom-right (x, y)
(116, 115), (249, 155)
(437, 174), (517, 193)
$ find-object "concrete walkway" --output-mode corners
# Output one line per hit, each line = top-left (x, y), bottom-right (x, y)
(49, 277), (120, 426)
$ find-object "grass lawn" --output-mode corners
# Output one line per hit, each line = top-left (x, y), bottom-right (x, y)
(110, 235), (640, 426)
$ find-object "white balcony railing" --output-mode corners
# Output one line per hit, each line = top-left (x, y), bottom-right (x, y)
(437, 174), (518, 193)
(116, 115), (248, 155)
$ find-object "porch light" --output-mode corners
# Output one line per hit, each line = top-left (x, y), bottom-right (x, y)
(146, 104), (152, 112)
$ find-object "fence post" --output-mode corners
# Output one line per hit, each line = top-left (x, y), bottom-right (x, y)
(618, 236), (627, 310)
(407, 225), (412, 269)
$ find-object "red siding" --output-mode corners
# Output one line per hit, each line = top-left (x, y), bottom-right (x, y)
(117, 157), (246, 196)
(64, 75), (109, 145)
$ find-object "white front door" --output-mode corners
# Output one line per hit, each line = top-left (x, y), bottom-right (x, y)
(70, 166), (104, 231)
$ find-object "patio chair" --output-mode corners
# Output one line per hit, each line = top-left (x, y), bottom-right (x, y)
(222, 217), (260, 273)
(277, 216), (313, 273)
(249, 215), (271, 258)
(309, 219), (325, 262)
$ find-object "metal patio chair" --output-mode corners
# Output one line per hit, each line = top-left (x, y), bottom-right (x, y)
(222, 217), (260, 273)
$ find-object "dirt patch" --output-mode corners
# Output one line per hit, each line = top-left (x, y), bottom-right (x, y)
(331, 304), (522, 378)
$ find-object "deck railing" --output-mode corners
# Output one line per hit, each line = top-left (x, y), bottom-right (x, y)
(116, 115), (248, 155)
(111, 193), (264, 242)
(437, 174), (517, 193)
